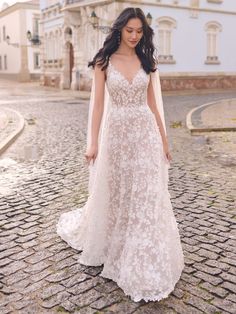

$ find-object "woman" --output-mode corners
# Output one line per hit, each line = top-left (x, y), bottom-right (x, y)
(57, 7), (185, 302)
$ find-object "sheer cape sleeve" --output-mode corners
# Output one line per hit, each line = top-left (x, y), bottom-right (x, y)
(150, 69), (167, 136)
(86, 69), (110, 194)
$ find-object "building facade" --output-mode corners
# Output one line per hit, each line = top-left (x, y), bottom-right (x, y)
(0, 0), (41, 82)
(40, 0), (236, 91)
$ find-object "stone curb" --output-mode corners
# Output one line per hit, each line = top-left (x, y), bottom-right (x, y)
(0, 107), (25, 155)
(186, 98), (236, 134)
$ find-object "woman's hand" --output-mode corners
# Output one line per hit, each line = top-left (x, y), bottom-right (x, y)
(84, 145), (98, 165)
(163, 140), (172, 163)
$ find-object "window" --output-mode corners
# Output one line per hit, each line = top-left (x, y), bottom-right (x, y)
(156, 17), (176, 64)
(3, 26), (6, 41)
(33, 17), (39, 36)
(34, 53), (40, 69)
(205, 21), (222, 64)
(4, 55), (7, 70)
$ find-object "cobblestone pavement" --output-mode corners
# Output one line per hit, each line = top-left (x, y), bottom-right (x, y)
(0, 86), (236, 314)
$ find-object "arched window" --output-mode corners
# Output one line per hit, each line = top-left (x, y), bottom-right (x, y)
(3, 26), (6, 41)
(156, 17), (176, 64)
(205, 21), (222, 64)
(54, 30), (58, 60)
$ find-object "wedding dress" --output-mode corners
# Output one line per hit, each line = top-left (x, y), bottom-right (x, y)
(56, 59), (185, 302)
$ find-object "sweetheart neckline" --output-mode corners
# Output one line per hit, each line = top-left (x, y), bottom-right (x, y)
(108, 61), (143, 86)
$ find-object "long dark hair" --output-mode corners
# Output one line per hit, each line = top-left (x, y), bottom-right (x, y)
(88, 7), (157, 74)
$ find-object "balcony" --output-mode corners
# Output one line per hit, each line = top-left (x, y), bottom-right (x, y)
(65, 0), (82, 4)
(158, 55), (176, 64)
(205, 56), (220, 64)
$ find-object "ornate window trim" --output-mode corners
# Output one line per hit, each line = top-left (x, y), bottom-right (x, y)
(156, 17), (177, 64)
(204, 21), (222, 65)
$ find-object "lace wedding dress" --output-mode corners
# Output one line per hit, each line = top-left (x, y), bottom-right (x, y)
(56, 59), (185, 302)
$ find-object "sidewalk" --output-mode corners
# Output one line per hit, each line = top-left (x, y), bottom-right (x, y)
(186, 98), (236, 133)
(0, 107), (25, 155)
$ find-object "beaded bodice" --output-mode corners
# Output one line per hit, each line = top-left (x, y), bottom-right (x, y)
(106, 60), (150, 109)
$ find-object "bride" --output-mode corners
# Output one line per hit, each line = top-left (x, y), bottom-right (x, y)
(57, 7), (185, 303)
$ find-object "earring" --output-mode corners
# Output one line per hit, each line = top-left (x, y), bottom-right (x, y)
(117, 31), (121, 45)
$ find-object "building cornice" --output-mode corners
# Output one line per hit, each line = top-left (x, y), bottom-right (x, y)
(42, 2), (62, 13)
(0, 2), (39, 18)
(62, 0), (236, 16)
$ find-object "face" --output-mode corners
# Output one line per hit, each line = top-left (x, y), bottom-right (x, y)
(121, 17), (143, 48)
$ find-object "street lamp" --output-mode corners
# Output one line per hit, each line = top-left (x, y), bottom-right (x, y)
(146, 13), (152, 26)
(6, 35), (19, 47)
(6, 32), (41, 47)
(89, 10), (111, 34)
(26, 30), (41, 45)
(6, 35), (10, 45)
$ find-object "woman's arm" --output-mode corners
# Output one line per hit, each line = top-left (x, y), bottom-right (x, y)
(147, 76), (172, 162)
(85, 63), (105, 164)
(147, 77), (167, 145)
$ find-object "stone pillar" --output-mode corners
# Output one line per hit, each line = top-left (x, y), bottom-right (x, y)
(60, 41), (70, 89)
(71, 26), (80, 90)
(39, 13), (45, 86)
(18, 45), (30, 82)
(18, 8), (30, 82)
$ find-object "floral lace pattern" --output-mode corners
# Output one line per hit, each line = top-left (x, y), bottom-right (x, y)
(56, 59), (185, 302)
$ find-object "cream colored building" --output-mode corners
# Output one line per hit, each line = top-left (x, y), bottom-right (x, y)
(0, 0), (41, 82)
(40, 0), (236, 91)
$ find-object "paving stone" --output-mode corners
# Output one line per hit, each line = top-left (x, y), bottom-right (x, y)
(5, 270), (29, 285)
(41, 291), (71, 309)
(196, 248), (219, 260)
(62, 272), (91, 288)
(68, 277), (103, 295)
(211, 298), (236, 314)
(94, 280), (120, 294)
(1, 260), (28, 276)
(200, 282), (229, 298)
(58, 299), (76, 312)
(21, 239), (39, 249)
(221, 281), (236, 294)
(164, 295), (203, 314)
(219, 272), (236, 284)
(0, 258), (13, 268)
(54, 256), (77, 270)
(183, 294), (220, 313)
(45, 269), (72, 283)
(69, 288), (103, 308)
(15, 234), (38, 243)
(40, 283), (65, 300)
(205, 259), (231, 271)
(193, 271), (223, 286)
(24, 250), (54, 264)
(24, 260), (51, 274)
(0, 247), (22, 260)
(193, 263), (222, 275)
(90, 290), (124, 310)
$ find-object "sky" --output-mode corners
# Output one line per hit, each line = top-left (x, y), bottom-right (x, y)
(0, 0), (29, 8)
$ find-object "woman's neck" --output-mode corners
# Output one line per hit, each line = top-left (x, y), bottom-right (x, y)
(115, 43), (136, 56)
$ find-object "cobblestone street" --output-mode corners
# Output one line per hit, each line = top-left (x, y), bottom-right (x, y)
(0, 82), (236, 314)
